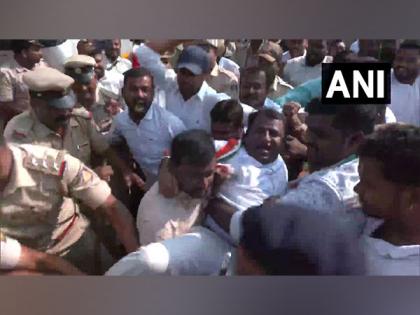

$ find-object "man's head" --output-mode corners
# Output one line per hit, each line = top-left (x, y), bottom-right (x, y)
(195, 39), (225, 69)
(122, 67), (155, 121)
(355, 124), (420, 222)
(305, 98), (379, 172)
(243, 108), (285, 164)
(104, 39), (121, 63)
(64, 54), (97, 110)
(237, 203), (365, 275)
(328, 40), (346, 57)
(239, 66), (276, 109)
(99, 78), (123, 116)
(258, 41), (283, 76)
(175, 45), (211, 100)
(10, 40), (44, 69)
(77, 39), (96, 56)
(93, 51), (106, 80)
(210, 99), (244, 140)
(285, 39), (307, 59)
(169, 130), (216, 199)
(305, 40), (328, 67)
(393, 40), (420, 85)
(358, 39), (381, 59)
(23, 67), (76, 132)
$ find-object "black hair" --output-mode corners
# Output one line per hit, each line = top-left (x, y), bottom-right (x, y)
(10, 40), (36, 54)
(210, 99), (244, 128)
(123, 67), (154, 87)
(170, 130), (216, 167)
(240, 203), (365, 275)
(240, 66), (276, 90)
(306, 98), (379, 135)
(333, 49), (356, 63)
(247, 108), (284, 132)
(358, 124), (420, 186)
(399, 40), (420, 51)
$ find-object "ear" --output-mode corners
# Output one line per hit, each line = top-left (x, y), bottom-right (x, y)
(345, 131), (365, 152)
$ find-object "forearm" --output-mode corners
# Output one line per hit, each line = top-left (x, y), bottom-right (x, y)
(105, 148), (131, 175)
(204, 197), (238, 233)
(100, 197), (139, 253)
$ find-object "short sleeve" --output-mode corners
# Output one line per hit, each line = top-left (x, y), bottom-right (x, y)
(63, 154), (112, 209)
(0, 234), (22, 269)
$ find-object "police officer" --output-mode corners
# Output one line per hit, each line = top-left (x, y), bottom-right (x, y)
(0, 132), (139, 274)
(0, 40), (45, 134)
(3, 66), (143, 188)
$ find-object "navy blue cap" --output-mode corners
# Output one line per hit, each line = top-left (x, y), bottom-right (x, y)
(176, 45), (211, 75)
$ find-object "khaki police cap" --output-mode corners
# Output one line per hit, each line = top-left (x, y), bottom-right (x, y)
(64, 54), (96, 84)
(23, 67), (76, 109)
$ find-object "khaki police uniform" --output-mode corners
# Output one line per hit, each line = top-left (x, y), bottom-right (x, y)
(0, 143), (113, 274)
(4, 109), (109, 166)
(206, 64), (239, 99)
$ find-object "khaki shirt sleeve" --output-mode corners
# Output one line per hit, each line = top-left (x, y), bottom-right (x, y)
(0, 69), (14, 102)
(63, 153), (112, 210)
(87, 118), (110, 154)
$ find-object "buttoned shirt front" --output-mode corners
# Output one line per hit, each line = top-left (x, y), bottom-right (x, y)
(135, 44), (230, 132)
(4, 110), (110, 166)
(108, 103), (186, 183)
(389, 72), (420, 126)
(0, 144), (111, 255)
(136, 182), (205, 246)
(283, 55), (333, 87)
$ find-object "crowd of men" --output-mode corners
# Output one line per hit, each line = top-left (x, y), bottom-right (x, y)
(0, 38), (419, 275)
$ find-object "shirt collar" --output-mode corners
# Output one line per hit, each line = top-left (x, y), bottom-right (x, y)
(195, 81), (209, 101)
(2, 145), (37, 196)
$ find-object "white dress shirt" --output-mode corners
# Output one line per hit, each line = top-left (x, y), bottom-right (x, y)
(362, 218), (420, 275)
(105, 56), (132, 75)
(230, 157), (367, 243)
(135, 44), (230, 132)
(283, 55), (333, 87)
(389, 72), (420, 126)
(282, 49), (307, 63)
(108, 103), (186, 183)
(206, 146), (289, 244)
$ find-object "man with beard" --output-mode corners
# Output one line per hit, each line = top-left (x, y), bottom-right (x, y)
(355, 124), (420, 275)
(283, 39), (333, 87)
(239, 66), (279, 111)
(388, 40), (420, 126)
(3, 67), (143, 188)
(108, 67), (186, 188)
(135, 41), (229, 132)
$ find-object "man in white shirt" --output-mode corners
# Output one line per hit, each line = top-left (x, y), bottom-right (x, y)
(281, 39), (307, 63)
(106, 109), (289, 275)
(226, 101), (382, 244)
(388, 40), (420, 126)
(108, 67), (186, 187)
(355, 124), (420, 275)
(134, 41), (229, 132)
(283, 40), (333, 87)
(104, 39), (132, 75)
(136, 130), (217, 246)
